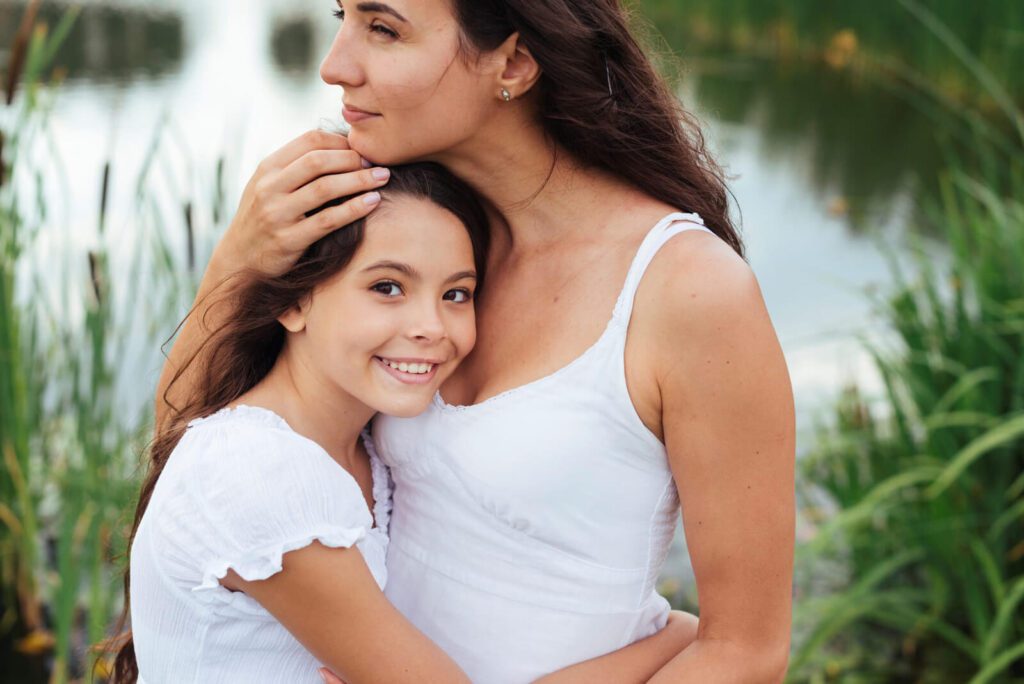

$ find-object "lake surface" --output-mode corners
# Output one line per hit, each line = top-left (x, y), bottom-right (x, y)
(2, 0), (951, 594)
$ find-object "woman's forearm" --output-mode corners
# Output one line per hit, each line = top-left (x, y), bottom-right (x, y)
(533, 611), (699, 684)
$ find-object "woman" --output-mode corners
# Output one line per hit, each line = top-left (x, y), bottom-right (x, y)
(158, 1), (795, 681)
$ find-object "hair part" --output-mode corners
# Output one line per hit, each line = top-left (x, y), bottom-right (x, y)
(107, 162), (489, 682)
(452, 0), (743, 257)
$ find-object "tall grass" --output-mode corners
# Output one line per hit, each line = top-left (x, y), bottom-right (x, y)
(0, 4), (223, 680)
(788, 7), (1024, 683)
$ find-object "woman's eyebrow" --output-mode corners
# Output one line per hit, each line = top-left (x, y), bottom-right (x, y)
(356, 2), (408, 23)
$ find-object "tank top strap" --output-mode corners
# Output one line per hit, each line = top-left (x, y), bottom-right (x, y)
(611, 212), (714, 325)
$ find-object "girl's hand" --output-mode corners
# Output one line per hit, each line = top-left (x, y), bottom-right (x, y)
(214, 129), (391, 278)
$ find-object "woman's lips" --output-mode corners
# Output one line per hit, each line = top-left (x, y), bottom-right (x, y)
(342, 106), (380, 125)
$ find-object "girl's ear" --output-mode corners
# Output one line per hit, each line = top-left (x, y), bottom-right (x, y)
(278, 297), (311, 333)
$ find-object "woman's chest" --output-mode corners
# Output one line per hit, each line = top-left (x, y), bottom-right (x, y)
(445, 257), (631, 406)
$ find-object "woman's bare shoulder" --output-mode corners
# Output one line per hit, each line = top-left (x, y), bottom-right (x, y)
(640, 227), (762, 334)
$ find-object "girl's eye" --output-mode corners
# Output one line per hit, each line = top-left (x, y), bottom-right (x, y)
(444, 289), (473, 304)
(372, 281), (403, 297)
(331, 8), (344, 20)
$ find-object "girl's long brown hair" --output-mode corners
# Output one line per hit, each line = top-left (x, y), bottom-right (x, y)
(453, 0), (743, 257)
(107, 162), (489, 683)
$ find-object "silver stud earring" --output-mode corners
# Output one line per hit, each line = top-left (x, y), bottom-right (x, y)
(501, 88), (512, 102)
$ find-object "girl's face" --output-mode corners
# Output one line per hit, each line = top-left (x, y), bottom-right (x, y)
(320, 0), (501, 164)
(280, 196), (478, 418)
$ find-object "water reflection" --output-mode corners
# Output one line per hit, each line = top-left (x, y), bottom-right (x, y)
(686, 57), (945, 228)
(271, 16), (316, 75)
(0, 2), (183, 84)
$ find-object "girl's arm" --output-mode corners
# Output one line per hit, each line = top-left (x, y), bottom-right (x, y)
(155, 130), (389, 428)
(532, 611), (699, 684)
(635, 231), (796, 683)
(316, 610), (699, 684)
(223, 541), (471, 684)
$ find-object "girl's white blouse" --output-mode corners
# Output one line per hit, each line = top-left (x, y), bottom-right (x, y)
(130, 406), (391, 683)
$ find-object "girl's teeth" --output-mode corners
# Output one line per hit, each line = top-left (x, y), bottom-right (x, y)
(381, 358), (433, 374)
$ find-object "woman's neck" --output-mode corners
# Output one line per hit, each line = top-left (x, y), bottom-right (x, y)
(235, 347), (373, 469)
(435, 117), (650, 253)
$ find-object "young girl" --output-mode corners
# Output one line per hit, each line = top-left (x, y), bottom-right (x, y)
(116, 163), (696, 683)
(117, 163), (486, 682)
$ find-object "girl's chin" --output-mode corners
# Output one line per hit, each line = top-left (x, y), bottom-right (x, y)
(373, 397), (434, 419)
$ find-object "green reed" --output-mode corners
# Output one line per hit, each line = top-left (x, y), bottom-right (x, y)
(786, 14), (1024, 684)
(0, 5), (227, 680)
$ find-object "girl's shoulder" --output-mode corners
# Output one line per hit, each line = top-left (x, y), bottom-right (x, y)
(176, 405), (334, 474)
(166, 405), (372, 530)
(146, 406), (376, 595)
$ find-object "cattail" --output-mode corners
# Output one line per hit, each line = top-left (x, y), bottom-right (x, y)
(213, 157), (225, 225)
(184, 201), (195, 273)
(98, 161), (111, 236)
(88, 251), (104, 306)
(4, 0), (41, 105)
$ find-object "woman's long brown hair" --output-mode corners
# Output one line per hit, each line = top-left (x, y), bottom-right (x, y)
(453, 0), (743, 257)
(106, 162), (489, 683)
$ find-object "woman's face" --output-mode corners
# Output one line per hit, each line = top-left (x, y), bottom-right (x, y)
(320, 0), (501, 164)
(282, 196), (478, 418)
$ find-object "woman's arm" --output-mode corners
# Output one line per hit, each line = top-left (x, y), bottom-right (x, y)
(155, 130), (390, 428)
(532, 611), (699, 684)
(634, 233), (796, 683)
(223, 541), (471, 683)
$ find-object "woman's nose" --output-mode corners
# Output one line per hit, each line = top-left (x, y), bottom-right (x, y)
(320, 24), (364, 88)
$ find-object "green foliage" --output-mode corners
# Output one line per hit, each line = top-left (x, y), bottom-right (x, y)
(789, 13), (1024, 682)
(0, 6), (221, 680)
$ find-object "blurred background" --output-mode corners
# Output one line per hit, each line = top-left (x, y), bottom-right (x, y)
(1, 0), (1021, 681)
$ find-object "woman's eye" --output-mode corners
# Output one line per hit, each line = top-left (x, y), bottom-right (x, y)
(370, 21), (399, 39)
(331, 8), (344, 20)
(444, 289), (473, 304)
(371, 281), (403, 297)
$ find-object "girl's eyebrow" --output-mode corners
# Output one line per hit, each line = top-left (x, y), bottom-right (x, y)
(356, 2), (408, 23)
(362, 261), (477, 284)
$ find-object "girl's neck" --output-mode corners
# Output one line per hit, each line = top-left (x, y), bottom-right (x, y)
(234, 347), (374, 470)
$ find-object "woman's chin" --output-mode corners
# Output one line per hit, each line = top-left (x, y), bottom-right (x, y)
(348, 133), (424, 168)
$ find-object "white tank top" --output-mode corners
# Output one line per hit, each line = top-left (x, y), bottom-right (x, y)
(373, 212), (714, 683)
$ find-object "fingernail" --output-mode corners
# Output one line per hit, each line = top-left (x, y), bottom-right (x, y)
(360, 157), (372, 169)
(372, 167), (390, 181)
(363, 192), (381, 206)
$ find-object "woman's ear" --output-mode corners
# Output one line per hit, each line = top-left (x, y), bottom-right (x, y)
(278, 298), (310, 333)
(495, 32), (542, 100)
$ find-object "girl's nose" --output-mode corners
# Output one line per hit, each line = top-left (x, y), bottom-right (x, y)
(408, 301), (446, 342)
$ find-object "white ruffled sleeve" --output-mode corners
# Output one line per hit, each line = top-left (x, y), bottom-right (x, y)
(152, 409), (373, 605)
